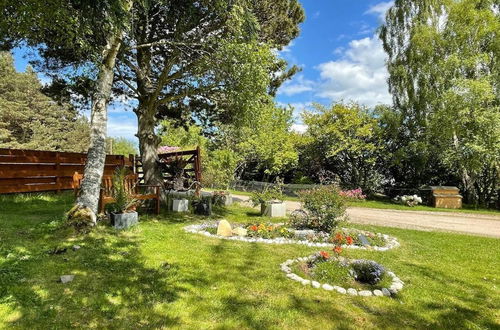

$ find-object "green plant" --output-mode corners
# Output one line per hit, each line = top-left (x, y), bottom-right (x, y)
(110, 167), (137, 214)
(250, 178), (284, 206)
(350, 260), (386, 285)
(296, 185), (347, 232)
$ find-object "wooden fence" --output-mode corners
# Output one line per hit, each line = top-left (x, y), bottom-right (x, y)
(0, 148), (133, 194)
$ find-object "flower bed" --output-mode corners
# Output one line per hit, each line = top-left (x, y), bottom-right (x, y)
(184, 222), (399, 251)
(281, 252), (404, 297)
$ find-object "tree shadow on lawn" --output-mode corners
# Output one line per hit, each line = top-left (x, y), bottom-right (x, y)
(0, 224), (187, 328)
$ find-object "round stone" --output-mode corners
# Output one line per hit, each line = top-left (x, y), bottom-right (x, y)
(334, 286), (347, 294)
(381, 288), (391, 297)
(373, 290), (383, 296)
(358, 290), (373, 297)
(322, 284), (334, 291)
(301, 280), (311, 286)
(347, 288), (358, 296)
(311, 281), (321, 288)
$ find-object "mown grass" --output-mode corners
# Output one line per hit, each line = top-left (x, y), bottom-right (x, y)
(0, 193), (499, 329)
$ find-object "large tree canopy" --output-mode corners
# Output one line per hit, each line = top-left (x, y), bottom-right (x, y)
(380, 0), (500, 205)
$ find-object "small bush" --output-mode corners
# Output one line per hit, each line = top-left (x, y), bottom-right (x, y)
(294, 185), (347, 232)
(339, 188), (366, 200)
(350, 260), (386, 285)
(250, 178), (284, 206)
(393, 194), (422, 207)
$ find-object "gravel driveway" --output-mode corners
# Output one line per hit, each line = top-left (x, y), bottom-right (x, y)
(231, 194), (500, 238)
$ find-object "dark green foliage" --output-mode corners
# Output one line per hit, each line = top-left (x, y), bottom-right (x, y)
(0, 52), (90, 152)
(350, 260), (386, 285)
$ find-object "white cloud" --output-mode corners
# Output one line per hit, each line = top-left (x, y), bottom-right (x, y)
(278, 75), (315, 96)
(291, 124), (307, 134)
(315, 35), (392, 108)
(107, 115), (138, 142)
(365, 1), (394, 22)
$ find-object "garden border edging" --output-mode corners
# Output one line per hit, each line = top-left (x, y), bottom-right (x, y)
(184, 222), (400, 251)
(281, 253), (404, 297)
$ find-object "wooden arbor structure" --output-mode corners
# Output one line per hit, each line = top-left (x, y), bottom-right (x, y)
(133, 147), (202, 193)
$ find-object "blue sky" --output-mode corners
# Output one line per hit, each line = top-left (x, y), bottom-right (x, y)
(12, 0), (394, 140)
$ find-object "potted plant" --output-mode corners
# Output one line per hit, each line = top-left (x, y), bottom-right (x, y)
(109, 167), (139, 229)
(251, 178), (286, 217)
(192, 196), (212, 216)
(212, 190), (233, 207)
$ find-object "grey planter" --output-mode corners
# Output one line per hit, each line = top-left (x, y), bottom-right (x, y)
(261, 201), (286, 217)
(111, 211), (138, 229)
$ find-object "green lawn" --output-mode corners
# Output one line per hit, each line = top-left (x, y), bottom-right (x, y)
(0, 193), (499, 329)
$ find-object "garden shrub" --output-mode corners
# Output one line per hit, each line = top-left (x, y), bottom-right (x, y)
(293, 185), (347, 232)
(350, 260), (386, 285)
(250, 178), (284, 206)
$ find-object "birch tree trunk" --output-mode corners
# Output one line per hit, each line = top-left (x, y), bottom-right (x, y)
(73, 31), (124, 218)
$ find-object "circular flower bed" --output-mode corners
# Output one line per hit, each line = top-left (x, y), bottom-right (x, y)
(184, 221), (399, 251)
(281, 252), (404, 297)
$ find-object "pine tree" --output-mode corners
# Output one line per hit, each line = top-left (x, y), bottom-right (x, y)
(0, 52), (90, 152)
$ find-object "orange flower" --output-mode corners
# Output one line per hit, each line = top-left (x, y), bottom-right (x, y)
(346, 236), (353, 245)
(319, 251), (330, 259)
(335, 233), (343, 243)
(333, 246), (343, 255)
(250, 225), (258, 231)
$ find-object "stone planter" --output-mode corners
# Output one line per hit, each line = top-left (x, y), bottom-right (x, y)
(172, 199), (189, 212)
(110, 211), (138, 229)
(261, 201), (286, 217)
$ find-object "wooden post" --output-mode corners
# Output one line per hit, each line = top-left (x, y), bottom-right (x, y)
(195, 146), (202, 197)
(55, 151), (61, 194)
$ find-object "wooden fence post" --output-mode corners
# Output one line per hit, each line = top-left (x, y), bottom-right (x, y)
(55, 151), (61, 194)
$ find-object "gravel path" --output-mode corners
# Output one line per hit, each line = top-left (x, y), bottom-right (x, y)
(231, 194), (500, 238)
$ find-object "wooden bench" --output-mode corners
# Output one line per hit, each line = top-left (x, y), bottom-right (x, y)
(73, 172), (161, 214)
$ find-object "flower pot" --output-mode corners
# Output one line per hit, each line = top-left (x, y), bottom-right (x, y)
(172, 199), (189, 212)
(261, 201), (286, 217)
(193, 198), (212, 216)
(110, 211), (138, 229)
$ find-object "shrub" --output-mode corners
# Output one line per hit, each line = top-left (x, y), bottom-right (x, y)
(294, 185), (347, 232)
(350, 260), (386, 285)
(393, 194), (422, 207)
(250, 178), (284, 206)
(110, 167), (138, 213)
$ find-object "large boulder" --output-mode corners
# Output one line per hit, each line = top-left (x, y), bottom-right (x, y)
(217, 220), (232, 237)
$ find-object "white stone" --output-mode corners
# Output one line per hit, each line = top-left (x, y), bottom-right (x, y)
(347, 288), (358, 296)
(358, 290), (373, 297)
(322, 284), (334, 291)
(311, 281), (321, 288)
(382, 288), (391, 297)
(60, 275), (74, 283)
(172, 199), (189, 212)
(391, 282), (403, 291)
(334, 286), (347, 294)
(373, 290), (383, 297)
(232, 227), (248, 237)
(301, 280), (311, 286)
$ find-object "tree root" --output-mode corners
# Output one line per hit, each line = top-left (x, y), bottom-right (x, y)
(67, 204), (97, 232)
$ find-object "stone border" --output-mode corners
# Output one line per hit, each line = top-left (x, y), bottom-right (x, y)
(281, 253), (404, 297)
(183, 222), (400, 251)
